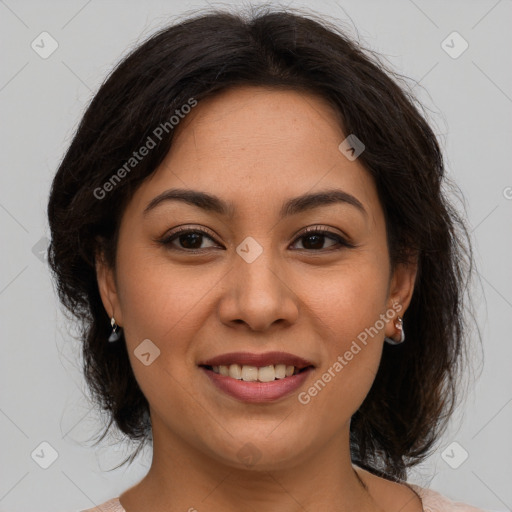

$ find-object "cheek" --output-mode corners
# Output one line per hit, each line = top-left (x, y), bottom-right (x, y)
(299, 259), (388, 413)
(309, 254), (389, 338)
(113, 252), (211, 417)
(116, 242), (205, 336)
(115, 247), (226, 383)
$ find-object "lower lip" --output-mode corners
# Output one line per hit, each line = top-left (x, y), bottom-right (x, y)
(200, 367), (314, 403)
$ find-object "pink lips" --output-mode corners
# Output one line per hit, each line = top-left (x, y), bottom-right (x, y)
(198, 351), (315, 403)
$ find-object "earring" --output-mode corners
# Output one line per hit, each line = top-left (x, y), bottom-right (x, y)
(108, 316), (122, 342)
(384, 316), (405, 345)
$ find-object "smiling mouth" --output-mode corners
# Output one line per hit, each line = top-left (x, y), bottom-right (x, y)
(200, 364), (314, 382)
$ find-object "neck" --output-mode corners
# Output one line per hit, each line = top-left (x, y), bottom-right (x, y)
(119, 418), (385, 512)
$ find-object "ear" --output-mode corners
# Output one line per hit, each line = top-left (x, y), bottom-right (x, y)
(95, 245), (123, 326)
(384, 255), (418, 337)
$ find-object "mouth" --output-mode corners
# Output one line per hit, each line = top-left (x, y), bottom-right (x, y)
(199, 363), (313, 382)
(197, 351), (315, 402)
(198, 351), (315, 382)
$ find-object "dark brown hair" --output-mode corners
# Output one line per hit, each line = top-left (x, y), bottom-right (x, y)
(47, 5), (479, 480)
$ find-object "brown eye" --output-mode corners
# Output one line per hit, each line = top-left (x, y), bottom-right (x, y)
(158, 225), (355, 253)
(159, 227), (219, 252)
(292, 227), (354, 251)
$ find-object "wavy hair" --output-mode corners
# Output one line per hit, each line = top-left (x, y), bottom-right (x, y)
(47, 5), (479, 480)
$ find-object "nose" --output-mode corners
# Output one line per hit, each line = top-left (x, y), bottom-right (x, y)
(217, 244), (300, 332)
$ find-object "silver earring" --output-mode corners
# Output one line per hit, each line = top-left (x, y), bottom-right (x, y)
(108, 316), (122, 342)
(384, 316), (405, 345)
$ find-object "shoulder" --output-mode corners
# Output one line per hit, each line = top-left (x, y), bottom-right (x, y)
(75, 488), (493, 512)
(409, 484), (491, 512)
(79, 497), (125, 512)
(353, 465), (490, 512)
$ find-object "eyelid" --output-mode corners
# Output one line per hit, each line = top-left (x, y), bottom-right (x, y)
(297, 224), (348, 239)
(292, 225), (356, 249)
(158, 223), (355, 252)
(165, 224), (217, 238)
(155, 225), (219, 250)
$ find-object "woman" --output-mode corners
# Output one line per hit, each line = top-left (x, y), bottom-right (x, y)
(47, 6), (485, 512)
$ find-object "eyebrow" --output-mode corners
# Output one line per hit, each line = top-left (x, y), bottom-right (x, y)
(143, 187), (367, 220)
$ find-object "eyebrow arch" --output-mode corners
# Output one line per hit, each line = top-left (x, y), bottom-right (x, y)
(143, 187), (367, 219)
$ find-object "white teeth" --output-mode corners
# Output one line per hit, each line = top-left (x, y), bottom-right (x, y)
(274, 364), (286, 379)
(228, 364), (242, 380)
(212, 363), (304, 381)
(258, 365), (276, 382)
(241, 365), (259, 382)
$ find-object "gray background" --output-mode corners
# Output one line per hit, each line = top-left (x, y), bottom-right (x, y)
(0, 1), (511, 511)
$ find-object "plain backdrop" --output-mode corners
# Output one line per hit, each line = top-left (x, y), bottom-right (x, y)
(0, 1), (511, 511)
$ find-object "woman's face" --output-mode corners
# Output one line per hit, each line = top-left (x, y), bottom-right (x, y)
(97, 85), (416, 470)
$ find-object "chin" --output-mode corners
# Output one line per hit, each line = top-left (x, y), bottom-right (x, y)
(203, 428), (312, 472)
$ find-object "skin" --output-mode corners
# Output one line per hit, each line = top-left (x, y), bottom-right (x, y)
(96, 85), (420, 512)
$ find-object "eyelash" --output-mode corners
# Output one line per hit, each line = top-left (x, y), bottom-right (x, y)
(157, 225), (355, 253)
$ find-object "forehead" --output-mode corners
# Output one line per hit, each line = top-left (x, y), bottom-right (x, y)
(124, 86), (381, 228)
(172, 85), (346, 158)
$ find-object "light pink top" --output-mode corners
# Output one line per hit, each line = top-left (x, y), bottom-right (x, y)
(79, 484), (489, 511)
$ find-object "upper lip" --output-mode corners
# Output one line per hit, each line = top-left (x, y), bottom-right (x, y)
(198, 351), (315, 369)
